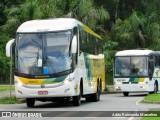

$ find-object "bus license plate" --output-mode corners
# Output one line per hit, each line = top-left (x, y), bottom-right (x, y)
(38, 91), (48, 95)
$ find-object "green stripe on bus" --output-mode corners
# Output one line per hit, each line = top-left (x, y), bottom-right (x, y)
(43, 75), (67, 83)
(84, 52), (93, 80)
(129, 78), (139, 82)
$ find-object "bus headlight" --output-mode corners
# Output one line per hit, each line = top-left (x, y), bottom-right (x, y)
(64, 79), (70, 84)
(64, 77), (74, 84)
(15, 80), (24, 87)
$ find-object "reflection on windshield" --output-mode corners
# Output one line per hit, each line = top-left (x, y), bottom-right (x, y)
(16, 31), (71, 76)
(115, 56), (148, 77)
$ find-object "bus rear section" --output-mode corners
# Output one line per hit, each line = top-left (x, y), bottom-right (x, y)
(114, 50), (160, 96)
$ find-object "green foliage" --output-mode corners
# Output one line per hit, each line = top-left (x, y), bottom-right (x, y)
(0, 31), (11, 84)
(144, 94), (160, 101)
(0, 86), (15, 91)
(53, 0), (110, 33)
(2, 0), (63, 37)
(141, 110), (160, 120)
(103, 35), (118, 84)
(0, 96), (22, 104)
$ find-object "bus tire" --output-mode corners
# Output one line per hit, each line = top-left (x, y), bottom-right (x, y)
(26, 98), (35, 107)
(92, 85), (101, 102)
(149, 91), (154, 94)
(123, 92), (129, 96)
(154, 83), (158, 94)
(85, 95), (92, 102)
(73, 84), (82, 106)
(73, 95), (81, 106)
(149, 82), (158, 94)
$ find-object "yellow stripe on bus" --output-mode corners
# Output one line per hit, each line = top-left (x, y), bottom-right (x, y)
(18, 77), (45, 85)
(82, 24), (102, 40)
(139, 78), (145, 82)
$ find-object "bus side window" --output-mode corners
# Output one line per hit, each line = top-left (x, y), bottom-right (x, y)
(155, 56), (159, 67)
(79, 27), (87, 53)
(159, 56), (160, 67)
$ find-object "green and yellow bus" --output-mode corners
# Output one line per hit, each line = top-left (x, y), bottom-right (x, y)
(6, 18), (105, 107)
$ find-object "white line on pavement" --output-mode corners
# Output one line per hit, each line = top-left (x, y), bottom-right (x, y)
(136, 100), (141, 105)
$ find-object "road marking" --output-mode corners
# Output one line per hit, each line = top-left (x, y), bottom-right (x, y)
(136, 100), (141, 105)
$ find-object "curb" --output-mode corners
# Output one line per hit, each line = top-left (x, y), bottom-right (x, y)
(141, 99), (160, 104)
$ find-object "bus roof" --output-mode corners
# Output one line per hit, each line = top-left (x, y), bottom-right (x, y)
(115, 50), (154, 56)
(17, 18), (102, 39)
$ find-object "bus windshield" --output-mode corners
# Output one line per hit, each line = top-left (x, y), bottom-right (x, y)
(16, 31), (71, 76)
(115, 56), (148, 77)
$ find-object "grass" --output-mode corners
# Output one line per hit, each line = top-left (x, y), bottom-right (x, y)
(141, 117), (160, 120)
(0, 96), (23, 104)
(141, 111), (160, 120)
(141, 94), (160, 120)
(0, 86), (15, 92)
(141, 94), (160, 104)
(144, 94), (160, 101)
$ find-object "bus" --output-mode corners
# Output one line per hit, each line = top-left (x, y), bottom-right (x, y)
(6, 18), (105, 107)
(114, 49), (160, 96)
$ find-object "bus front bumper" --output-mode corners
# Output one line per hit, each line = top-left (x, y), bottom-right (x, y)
(15, 81), (79, 99)
(114, 84), (151, 92)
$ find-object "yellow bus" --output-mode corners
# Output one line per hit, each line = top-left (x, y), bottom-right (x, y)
(6, 18), (105, 107)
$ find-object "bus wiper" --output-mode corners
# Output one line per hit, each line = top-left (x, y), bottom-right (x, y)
(54, 69), (71, 76)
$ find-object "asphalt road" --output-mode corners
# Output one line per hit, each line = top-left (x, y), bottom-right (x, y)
(0, 93), (160, 120)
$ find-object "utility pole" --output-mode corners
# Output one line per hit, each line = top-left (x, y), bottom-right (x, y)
(10, 44), (13, 98)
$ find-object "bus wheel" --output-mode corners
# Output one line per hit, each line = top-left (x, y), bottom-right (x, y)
(73, 95), (81, 106)
(85, 95), (92, 102)
(123, 92), (129, 96)
(26, 98), (35, 107)
(149, 83), (158, 94)
(73, 85), (82, 106)
(92, 85), (101, 102)
(154, 83), (158, 94)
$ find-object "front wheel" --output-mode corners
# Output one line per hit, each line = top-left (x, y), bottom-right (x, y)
(85, 96), (92, 102)
(73, 84), (82, 106)
(149, 83), (158, 94)
(73, 95), (81, 106)
(26, 98), (35, 107)
(123, 92), (129, 96)
(154, 83), (158, 94)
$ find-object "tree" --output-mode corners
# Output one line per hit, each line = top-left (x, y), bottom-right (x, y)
(0, 31), (10, 83)
(0, 0), (25, 26)
(1, 0), (160, 84)
(54, 0), (110, 33)
(2, 0), (63, 37)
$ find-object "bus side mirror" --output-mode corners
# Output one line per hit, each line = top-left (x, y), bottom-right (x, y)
(6, 39), (15, 57)
(71, 36), (77, 54)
